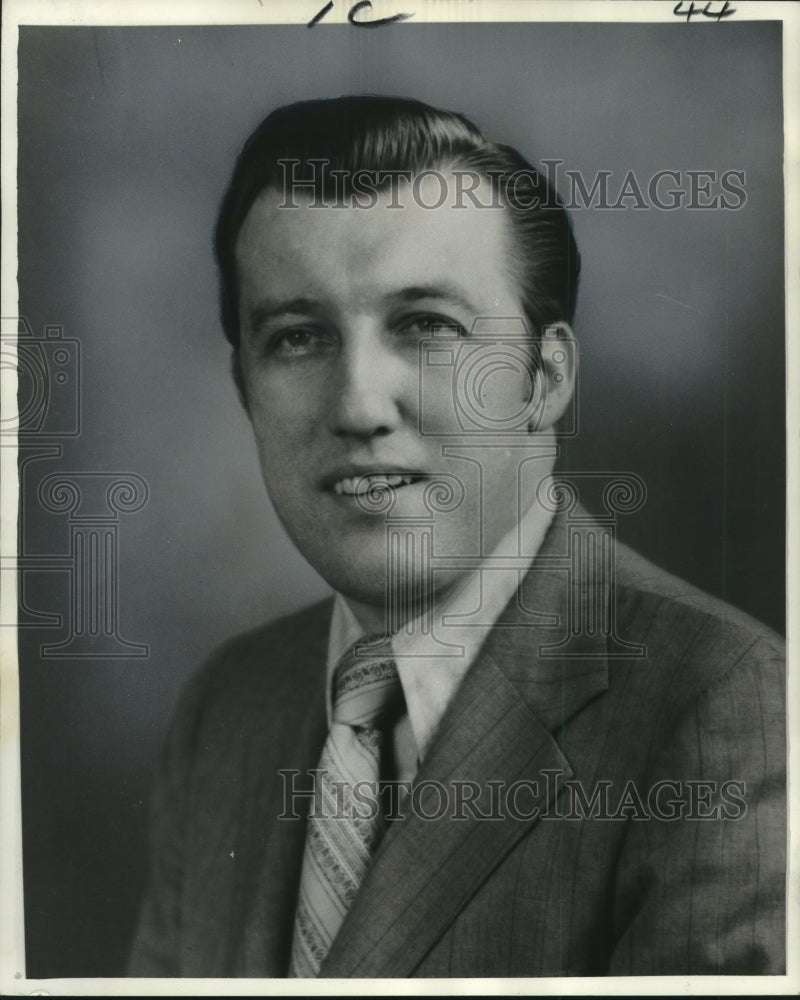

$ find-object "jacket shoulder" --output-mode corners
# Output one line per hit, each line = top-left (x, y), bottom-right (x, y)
(168, 597), (333, 744)
(203, 597), (334, 682)
(609, 538), (783, 723)
(614, 537), (783, 648)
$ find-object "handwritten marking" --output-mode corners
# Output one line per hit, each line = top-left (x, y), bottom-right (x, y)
(673, 1), (736, 22)
(308, 0), (333, 26)
(308, 0), (414, 27)
(348, 1), (414, 26)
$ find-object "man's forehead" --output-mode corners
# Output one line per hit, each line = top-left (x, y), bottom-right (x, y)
(234, 172), (517, 299)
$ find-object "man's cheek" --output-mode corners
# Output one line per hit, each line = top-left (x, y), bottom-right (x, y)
(418, 348), (535, 438)
(418, 366), (462, 436)
(257, 443), (305, 489)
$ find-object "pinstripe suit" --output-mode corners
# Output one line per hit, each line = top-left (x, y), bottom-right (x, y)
(129, 507), (785, 976)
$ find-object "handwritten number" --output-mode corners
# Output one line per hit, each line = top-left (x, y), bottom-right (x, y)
(308, 1), (334, 27)
(673, 1), (736, 21)
(308, 0), (414, 28)
(709, 2), (736, 22)
(310, 1), (732, 29)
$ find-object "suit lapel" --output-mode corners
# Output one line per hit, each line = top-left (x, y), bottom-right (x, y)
(321, 508), (610, 977)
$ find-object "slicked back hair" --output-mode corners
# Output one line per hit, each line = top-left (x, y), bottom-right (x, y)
(214, 95), (580, 350)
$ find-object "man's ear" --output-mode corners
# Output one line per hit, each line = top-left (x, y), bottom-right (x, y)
(231, 350), (249, 413)
(528, 322), (577, 432)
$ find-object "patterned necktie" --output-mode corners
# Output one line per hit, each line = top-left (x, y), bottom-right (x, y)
(289, 636), (402, 978)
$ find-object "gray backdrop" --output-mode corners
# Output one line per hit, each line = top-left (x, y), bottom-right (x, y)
(16, 21), (784, 976)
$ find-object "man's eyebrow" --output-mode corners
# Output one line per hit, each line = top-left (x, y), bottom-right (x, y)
(386, 284), (479, 314)
(247, 285), (479, 330)
(248, 297), (321, 329)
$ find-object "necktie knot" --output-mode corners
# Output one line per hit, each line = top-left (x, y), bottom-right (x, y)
(332, 636), (401, 727)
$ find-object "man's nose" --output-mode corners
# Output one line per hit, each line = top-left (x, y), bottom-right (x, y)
(328, 329), (406, 439)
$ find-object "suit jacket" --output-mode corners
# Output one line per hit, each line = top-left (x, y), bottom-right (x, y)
(128, 507), (786, 977)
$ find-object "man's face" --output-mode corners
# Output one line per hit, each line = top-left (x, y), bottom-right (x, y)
(234, 175), (572, 619)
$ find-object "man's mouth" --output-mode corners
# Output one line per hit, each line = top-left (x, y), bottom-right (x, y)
(331, 473), (421, 496)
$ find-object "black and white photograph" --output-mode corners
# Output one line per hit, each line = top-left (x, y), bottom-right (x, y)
(1, 0), (796, 992)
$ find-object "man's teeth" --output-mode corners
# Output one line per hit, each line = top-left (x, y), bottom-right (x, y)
(333, 474), (416, 496)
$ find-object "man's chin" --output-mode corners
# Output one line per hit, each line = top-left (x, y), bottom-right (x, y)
(315, 556), (436, 629)
(319, 560), (394, 607)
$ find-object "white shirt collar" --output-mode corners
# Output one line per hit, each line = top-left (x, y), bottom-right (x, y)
(326, 497), (555, 764)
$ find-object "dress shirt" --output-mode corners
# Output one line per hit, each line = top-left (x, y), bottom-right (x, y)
(326, 496), (555, 784)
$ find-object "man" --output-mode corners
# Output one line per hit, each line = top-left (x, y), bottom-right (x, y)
(128, 96), (785, 977)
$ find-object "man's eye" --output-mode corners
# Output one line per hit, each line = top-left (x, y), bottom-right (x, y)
(268, 328), (334, 358)
(398, 314), (467, 338)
